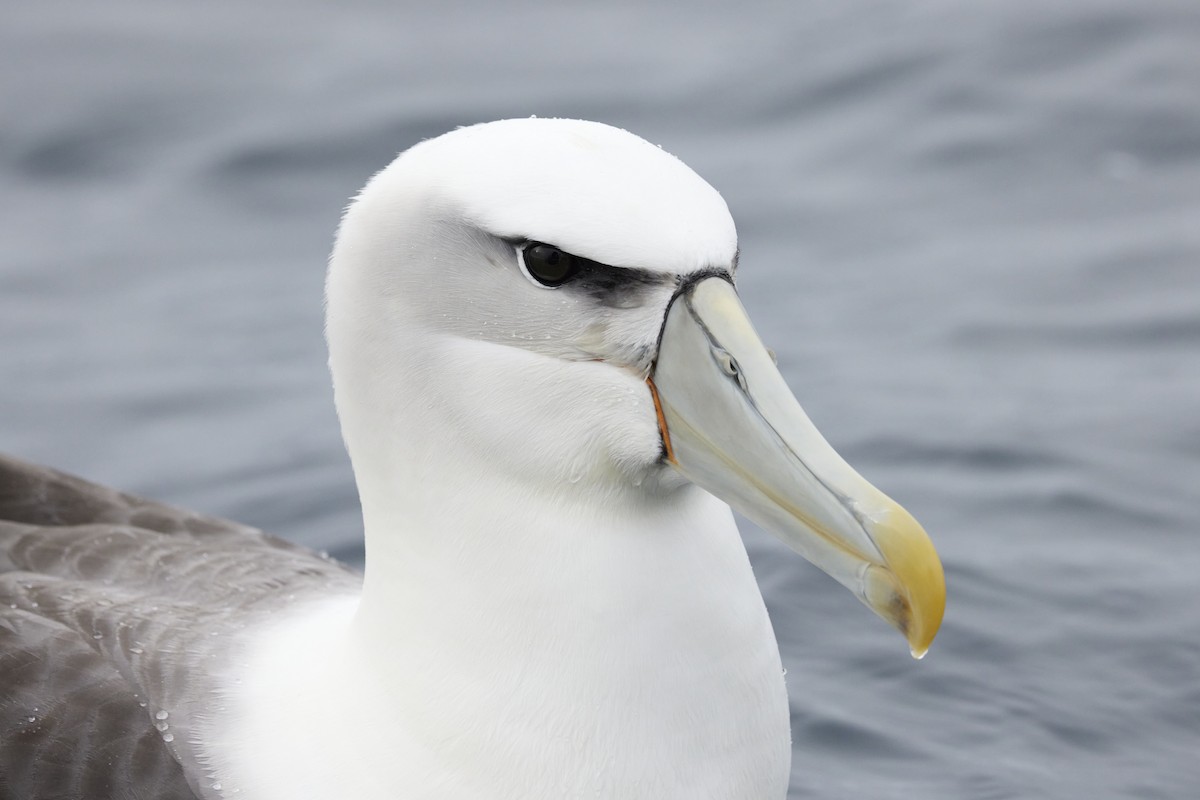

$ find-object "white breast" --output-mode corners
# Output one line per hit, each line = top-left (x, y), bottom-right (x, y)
(207, 489), (791, 800)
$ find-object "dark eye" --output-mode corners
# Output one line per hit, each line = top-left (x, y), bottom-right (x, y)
(523, 242), (579, 287)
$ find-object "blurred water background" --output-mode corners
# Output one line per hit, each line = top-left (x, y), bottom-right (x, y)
(2, 1), (1198, 797)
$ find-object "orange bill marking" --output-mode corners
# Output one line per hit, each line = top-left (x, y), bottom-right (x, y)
(646, 376), (676, 463)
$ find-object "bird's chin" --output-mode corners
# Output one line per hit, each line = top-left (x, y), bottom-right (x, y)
(618, 459), (693, 498)
(654, 461), (695, 492)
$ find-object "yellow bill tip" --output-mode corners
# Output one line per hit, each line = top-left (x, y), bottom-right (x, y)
(861, 502), (945, 658)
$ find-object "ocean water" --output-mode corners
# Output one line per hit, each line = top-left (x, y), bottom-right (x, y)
(2, 1), (1198, 797)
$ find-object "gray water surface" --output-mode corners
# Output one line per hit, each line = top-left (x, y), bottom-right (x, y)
(2, 2), (1198, 797)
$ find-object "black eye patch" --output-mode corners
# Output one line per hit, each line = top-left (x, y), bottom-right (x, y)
(518, 241), (672, 306)
(574, 263), (669, 308)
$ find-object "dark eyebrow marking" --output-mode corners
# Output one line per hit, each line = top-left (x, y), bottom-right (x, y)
(573, 260), (673, 307)
(500, 235), (736, 309)
(502, 235), (674, 307)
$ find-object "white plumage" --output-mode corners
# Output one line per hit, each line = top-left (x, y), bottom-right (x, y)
(0, 118), (943, 799)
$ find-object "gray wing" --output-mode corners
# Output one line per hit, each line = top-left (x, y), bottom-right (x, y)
(0, 454), (361, 800)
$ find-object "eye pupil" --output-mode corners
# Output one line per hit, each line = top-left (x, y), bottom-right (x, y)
(524, 243), (579, 286)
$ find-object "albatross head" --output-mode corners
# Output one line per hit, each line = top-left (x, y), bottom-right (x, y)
(326, 118), (944, 656)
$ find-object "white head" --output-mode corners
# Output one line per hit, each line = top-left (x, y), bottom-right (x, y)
(327, 119), (730, 506)
(326, 118), (943, 655)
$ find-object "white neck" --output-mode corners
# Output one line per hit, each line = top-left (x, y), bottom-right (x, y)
(211, 339), (791, 800)
(349, 475), (788, 799)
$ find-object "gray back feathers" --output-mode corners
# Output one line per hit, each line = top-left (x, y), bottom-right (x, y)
(0, 454), (360, 799)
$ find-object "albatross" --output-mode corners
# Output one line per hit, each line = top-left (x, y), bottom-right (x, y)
(0, 118), (945, 799)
